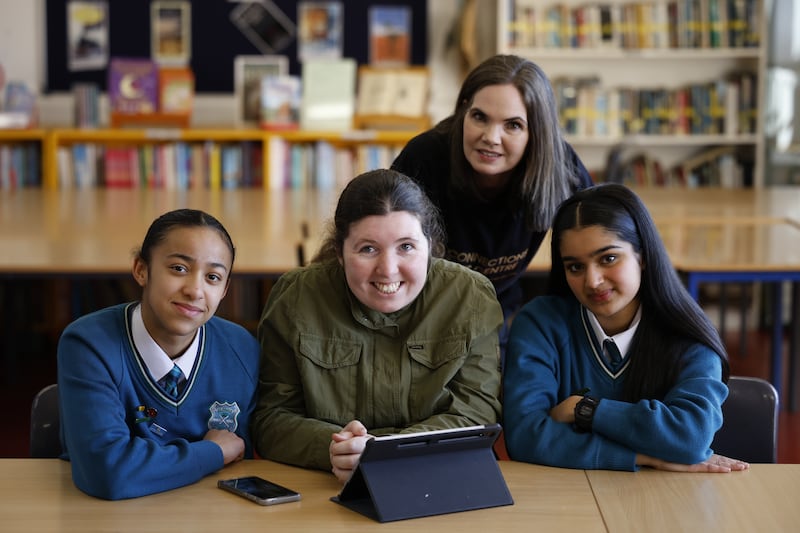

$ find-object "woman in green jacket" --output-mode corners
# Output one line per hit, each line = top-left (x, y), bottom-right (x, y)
(251, 169), (503, 482)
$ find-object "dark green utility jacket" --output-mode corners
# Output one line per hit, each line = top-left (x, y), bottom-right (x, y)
(251, 257), (503, 471)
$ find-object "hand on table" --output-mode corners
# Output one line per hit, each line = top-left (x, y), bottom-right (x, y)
(330, 420), (374, 483)
(637, 452), (750, 473)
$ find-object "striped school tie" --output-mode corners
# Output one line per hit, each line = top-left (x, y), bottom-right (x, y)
(603, 339), (623, 371)
(161, 364), (184, 399)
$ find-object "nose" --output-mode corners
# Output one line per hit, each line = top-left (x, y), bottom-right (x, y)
(481, 123), (501, 145)
(183, 274), (204, 299)
(585, 264), (604, 289)
(376, 252), (399, 275)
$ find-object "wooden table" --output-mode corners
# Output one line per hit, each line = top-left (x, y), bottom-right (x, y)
(1, 459), (796, 532)
(0, 459), (604, 533)
(587, 465), (800, 533)
(0, 187), (340, 275)
(2, 186), (799, 275)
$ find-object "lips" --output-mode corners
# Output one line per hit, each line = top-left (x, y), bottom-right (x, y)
(174, 302), (203, 316)
(588, 290), (612, 304)
(374, 281), (401, 294)
(477, 149), (501, 159)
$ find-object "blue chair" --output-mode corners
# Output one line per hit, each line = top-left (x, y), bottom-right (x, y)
(30, 384), (61, 458)
(711, 376), (779, 463)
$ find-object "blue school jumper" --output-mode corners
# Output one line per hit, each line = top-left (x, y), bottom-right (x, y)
(503, 296), (727, 470)
(58, 302), (259, 499)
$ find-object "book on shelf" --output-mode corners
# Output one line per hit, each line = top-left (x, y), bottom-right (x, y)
(56, 140), (271, 190)
(9, 144), (36, 187)
(552, 72), (757, 138)
(103, 146), (134, 188)
(601, 144), (749, 189)
(506, 0), (761, 50)
(70, 143), (101, 188)
(260, 74), (301, 130)
(72, 82), (100, 128)
(0, 145), (39, 189)
(301, 58), (356, 131)
(356, 67), (429, 124)
(2, 81), (37, 128)
(678, 145), (748, 188)
(158, 67), (194, 114)
(221, 144), (243, 189)
(108, 57), (159, 115)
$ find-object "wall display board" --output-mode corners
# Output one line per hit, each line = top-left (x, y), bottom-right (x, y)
(45, 0), (427, 93)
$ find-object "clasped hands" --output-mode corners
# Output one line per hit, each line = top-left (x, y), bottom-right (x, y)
(203, 428), (245, 465)
(330, 420), (375, 483)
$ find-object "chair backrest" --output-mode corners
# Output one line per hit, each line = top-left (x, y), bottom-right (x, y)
(711, 376), (779, 463)
(30, 384), (62, 458)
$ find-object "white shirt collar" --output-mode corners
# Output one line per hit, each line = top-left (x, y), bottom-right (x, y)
(585, 305), (642, 360)
(131, 303), (199, 381)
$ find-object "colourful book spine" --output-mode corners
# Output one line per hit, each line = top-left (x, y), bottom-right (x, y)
(207, 142), (221, 190)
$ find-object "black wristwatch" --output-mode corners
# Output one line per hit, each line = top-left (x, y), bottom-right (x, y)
(574, 396), (600, 433)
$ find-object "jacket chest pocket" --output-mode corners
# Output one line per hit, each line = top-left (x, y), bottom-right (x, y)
(407, 335), (468, 415)
(297, 333), (362, 422)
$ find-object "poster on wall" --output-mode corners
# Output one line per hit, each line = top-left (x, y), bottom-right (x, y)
(368, 5), (411, 67)
(151, 1), (192, 66)
(67, 0), (109, 71)
(230, 0), (296, 55)
(298, 2), (343, 61)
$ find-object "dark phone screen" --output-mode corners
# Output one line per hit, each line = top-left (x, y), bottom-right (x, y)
(226, 476), (297, 499)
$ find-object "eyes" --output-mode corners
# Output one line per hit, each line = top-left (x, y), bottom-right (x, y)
(468, 110), (526, 133)
(357, 242), (416, 255)
(564, 254), (619, 274)
(169, 264), (226, 283)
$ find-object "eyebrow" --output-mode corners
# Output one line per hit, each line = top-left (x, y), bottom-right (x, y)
(167, 252), (229, 273)
(561, 244), (622, 262)
(469, 105), (527, 124)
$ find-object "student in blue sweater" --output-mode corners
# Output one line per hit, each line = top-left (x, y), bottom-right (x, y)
(504, 184), (749, 472)
(58, 209), (259, 500)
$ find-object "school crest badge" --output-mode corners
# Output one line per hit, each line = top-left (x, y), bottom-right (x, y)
(208, 401), (240, 432)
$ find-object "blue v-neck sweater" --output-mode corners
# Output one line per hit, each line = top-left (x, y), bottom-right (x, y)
(58, 303), (259, 499)
(503, 296), (727, 470)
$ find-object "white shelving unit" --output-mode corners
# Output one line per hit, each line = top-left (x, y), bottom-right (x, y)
(496, 0), (769, 188)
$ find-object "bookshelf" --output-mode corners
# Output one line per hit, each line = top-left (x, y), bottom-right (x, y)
(0, 129), (46, 188)
(31, 128), (418, 190)
(497, 0), (768, 188)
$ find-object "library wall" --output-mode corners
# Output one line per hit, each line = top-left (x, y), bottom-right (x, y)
(2, 1), (498, 127)
(44, 0), (428, 93)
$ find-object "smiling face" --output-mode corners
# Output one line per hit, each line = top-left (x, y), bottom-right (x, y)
(340, 211), (430, 314)
(462, 83), (529, 193)
(559, 225), (643, 336)
(133, 226), (232, 357)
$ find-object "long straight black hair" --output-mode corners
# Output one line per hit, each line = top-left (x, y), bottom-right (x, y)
(548, 184), (729, 401)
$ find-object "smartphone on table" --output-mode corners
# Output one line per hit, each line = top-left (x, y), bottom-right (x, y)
(218, 476), (301, 506)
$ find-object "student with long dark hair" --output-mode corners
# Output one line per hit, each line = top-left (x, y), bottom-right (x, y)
(503, 184), (748, 472)
(392, 54), (593, 347)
